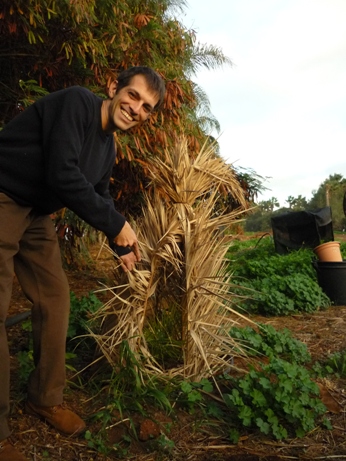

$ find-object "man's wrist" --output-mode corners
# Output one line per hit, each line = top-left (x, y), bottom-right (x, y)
(108, 240), (132, 256)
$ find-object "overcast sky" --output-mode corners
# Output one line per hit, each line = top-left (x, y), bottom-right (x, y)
(178, 0), (346, 207)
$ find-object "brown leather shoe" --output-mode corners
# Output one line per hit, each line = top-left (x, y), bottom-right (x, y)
(0, 439), (28, 461)
(25, 401), (86, 436)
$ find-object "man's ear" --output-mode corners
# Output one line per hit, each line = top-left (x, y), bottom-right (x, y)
(106, 79), (118, 99)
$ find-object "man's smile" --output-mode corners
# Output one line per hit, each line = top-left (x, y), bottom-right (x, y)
(121, 108), (134, 122)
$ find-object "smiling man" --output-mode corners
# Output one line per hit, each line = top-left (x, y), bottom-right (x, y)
(103, 73), (158, 132)
(0, 66), (165, 460)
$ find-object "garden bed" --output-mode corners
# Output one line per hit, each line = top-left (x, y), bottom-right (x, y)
(6, 240), (346, 460)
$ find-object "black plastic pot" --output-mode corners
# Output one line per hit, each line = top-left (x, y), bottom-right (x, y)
(313, 260), (346, 305)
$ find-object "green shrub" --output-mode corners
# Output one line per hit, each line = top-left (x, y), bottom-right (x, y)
(227, 237), (330, 315)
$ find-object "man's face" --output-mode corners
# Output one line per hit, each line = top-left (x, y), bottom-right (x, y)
(103, 74), (159, 132)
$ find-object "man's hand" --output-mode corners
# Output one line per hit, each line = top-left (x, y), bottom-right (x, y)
(119, 251), (138, 272)
(114, 221), (141, 271)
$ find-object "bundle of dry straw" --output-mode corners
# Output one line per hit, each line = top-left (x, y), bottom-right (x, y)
(92, 138), (251, 380)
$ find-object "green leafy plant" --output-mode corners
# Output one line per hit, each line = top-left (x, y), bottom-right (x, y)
(227, 238), (330, 315)
(229, 323), (311, 364)
(179, 378), (214, 413)
(223, 358), (329, 440)
(314, 350), (346, 378)
(324, 351), (346, 377)
(175, 323), (329, 442)
(176, 365), (329, 442)
(224, 317), (330, 440)
(68, 291), (102, 340)
(102, 342), (172, 414)
(153, 434), (175, 454)
(85, 430), (118, 456)
(18, 79), (49, 107)
(16, 350), (35, 387)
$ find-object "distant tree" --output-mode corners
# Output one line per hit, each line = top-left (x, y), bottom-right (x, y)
(308, 174), (346, 230)
(259, 197), (279, 213)
(235, 167), (267, 204)
(285, 196), (295, 209)
(296, 195), (308, 210)
(291, 195), (308, 211)
(285, 195), (308, 211)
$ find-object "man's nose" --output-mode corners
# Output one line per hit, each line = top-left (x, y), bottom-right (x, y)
(130, 101), (142, 114)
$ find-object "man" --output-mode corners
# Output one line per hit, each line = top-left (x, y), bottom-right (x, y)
(0, 66), (165, 460)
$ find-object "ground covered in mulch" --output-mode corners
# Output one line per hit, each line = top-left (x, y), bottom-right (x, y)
(6, 240), (346, 460)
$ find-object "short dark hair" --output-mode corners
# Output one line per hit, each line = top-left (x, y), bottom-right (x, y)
(116, 66), (165, 109)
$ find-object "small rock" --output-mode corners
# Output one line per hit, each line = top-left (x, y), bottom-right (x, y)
(139, 419), (161, 441)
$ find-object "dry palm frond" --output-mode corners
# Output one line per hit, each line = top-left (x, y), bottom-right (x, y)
(149, 137), (247, 210)
(91, 137), (253, 381)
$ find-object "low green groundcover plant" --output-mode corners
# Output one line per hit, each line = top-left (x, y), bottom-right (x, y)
(313, 350), (346, 378)
(227, 237), (331, 315)
(229, 323), (311, 364)
(177, 324), (331, 442)
(222, 324), (330, 440)
(222, 358), (330, 441)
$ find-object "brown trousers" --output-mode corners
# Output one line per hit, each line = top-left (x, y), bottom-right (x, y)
(0, 193), (70, 440)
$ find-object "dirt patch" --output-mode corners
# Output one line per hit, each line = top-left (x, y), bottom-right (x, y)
(6, 243), (346, 460)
